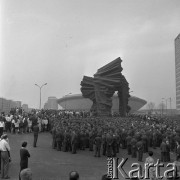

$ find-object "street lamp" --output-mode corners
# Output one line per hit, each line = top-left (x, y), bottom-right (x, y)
(35, 83), (47, 109)
(168, 97), (172, 116)
(162, 98), (168, 115)
(161, 98), (165, 116)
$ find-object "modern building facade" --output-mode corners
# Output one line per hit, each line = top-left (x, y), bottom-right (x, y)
(175, 34), (180, 114)
(0, 98), (22, 114)
(57, 94), (147, 113)
(44, 97), (58, 110)
(22, 104), (28, 112)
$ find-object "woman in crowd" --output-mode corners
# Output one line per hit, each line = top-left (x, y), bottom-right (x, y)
(19, 141), (30, 180)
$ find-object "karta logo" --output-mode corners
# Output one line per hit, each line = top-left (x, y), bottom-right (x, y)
(107, 158), (179, 179)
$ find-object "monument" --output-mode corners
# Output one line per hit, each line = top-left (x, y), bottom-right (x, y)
(80, 57), (130, 117)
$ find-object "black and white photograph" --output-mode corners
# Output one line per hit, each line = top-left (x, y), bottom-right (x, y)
(0, 0), (180, 179)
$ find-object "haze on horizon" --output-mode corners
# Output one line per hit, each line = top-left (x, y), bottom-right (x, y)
(0, 0), (180, 109)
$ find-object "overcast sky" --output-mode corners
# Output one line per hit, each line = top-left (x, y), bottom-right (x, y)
(0, 0), (180, 109)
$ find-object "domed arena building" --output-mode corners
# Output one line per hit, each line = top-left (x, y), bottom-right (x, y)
(57, 94), (147, 113)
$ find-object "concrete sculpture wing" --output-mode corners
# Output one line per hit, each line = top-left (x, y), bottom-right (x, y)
(80, 57), (130, 117)
(80, 76), (97, 113)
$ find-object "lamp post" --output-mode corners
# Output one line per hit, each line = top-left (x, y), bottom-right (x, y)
(35, 83), (47, 109)
(168, 97), (172, 116)
(161, 98), (164, 117)
(162, 98), (168, 115)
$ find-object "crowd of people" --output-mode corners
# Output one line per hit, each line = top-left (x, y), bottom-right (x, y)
(50, 113), (180, 162)
(1, 107), (180, 179)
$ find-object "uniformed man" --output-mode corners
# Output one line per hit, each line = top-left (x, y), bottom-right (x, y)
(112, 134), (117, 157)
(142, 133), (148, 153)
(56, 128), (63, 151)
(89, 130), (94, 151)
(106, 132), (113, 157)
(160, 139), (167, 162)
(52, 127), (57, 149)
(131, 137), (137, 158)
(102, 133), (107, 156)
(126, 134), (132, 155)
(62, 130), (68, 152)
(94, 133), (102, 157)
(136, 138), (144, 162)
(71, 131), (78, 154)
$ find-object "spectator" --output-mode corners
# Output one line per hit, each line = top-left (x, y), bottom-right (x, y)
(20, 168), (32, 180)
(33, 123), (39, 147)
(20, 142), (30, 171)
(23, 117), (28, 133)
(101, 174), (112, 180)
(0, 134), (10, 179)
(20, 142), (30, 180)
(14, 118), (20, 134)
(0, 118), (5, 137)
(27, 118), (32, 133)
(69, 171), (79, 180)
(145, 151), (155, 180)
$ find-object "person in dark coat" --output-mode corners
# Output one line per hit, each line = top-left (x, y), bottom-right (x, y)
(69, 171), (79, 180)
(176, 141), (180, 160)
(89, 131), (94, 152)
(160, 139), (167, 162)
(56, 129), (63, 151)
(106, 133), (113, 157)
(71, 131), (78, 154)
(165, 140), (171, 162)
(102, 133), (107, 156)
(136, 139), (144, 162)
(131, 137), (137, 158)
(33, 124), (39, 147)
(126, 134), (132, 155)
(52, 127), (57, 149)
(19, 141), (30, 180)
(94, 134), (102, 157)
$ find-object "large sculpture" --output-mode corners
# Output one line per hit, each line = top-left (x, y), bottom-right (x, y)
(80, 57), (130, 117)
